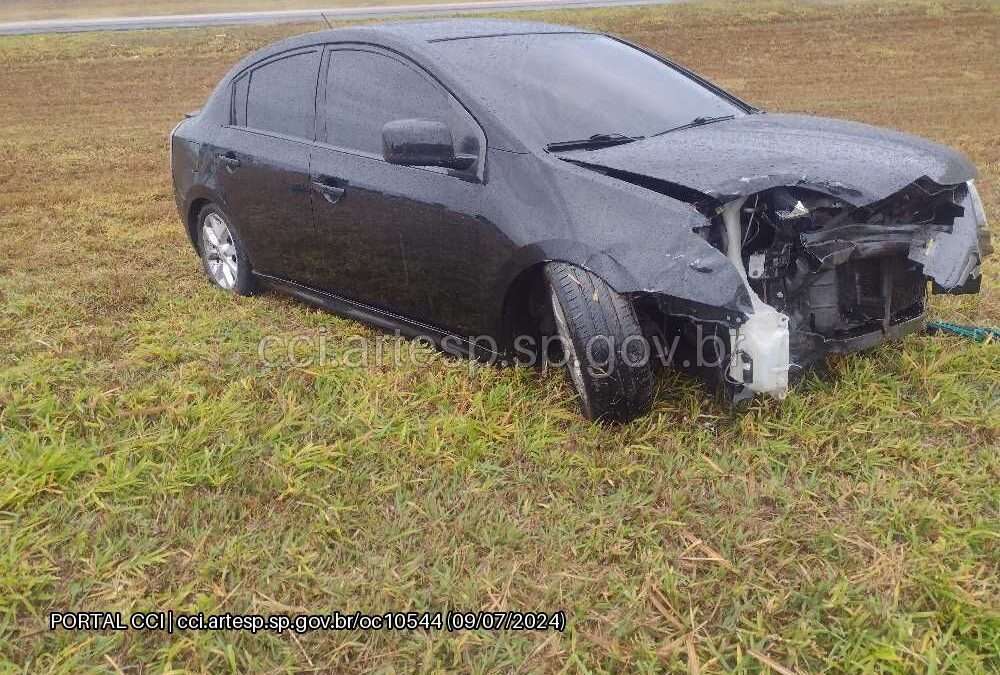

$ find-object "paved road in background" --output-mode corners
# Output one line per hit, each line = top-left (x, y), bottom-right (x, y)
(0, 0), (679, 35)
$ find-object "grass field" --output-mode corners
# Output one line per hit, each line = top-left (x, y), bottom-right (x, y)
(0, 0), (475, 24)
(1, 0), (998, 671)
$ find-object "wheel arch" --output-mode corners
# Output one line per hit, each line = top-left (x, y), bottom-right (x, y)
(493, 241), (643, 351)
(493, 236), (755, 351)
(186, 197), (211, 253)
(499, 262), (548, 352)
(182, 187), (233, 255)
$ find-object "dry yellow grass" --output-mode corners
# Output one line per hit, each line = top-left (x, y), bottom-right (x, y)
(1, 0), (998, 672)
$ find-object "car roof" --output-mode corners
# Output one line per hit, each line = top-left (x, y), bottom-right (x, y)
(238, 18), (592, 62)
(229, 18), (601, 70)
(225, 19), (594, 76)
(322, 18), (589, 43)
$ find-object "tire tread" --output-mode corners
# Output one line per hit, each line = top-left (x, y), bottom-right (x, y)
(546, 263), (653, 422)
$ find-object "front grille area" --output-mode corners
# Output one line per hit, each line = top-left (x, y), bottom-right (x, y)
(838, 256), (925, 329)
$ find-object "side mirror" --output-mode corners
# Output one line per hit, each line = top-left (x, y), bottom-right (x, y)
(382, 119), (475, 171)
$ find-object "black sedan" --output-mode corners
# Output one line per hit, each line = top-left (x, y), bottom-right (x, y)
(170, 19), (990, 422)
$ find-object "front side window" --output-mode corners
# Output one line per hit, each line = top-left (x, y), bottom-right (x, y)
(238, 50), (320, 139)
(322, 49), (457, 156)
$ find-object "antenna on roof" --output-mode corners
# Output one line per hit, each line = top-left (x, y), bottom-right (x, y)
(320, 11), (333, 29)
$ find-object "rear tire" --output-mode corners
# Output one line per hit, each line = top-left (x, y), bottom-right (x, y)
(197, 204), (257, 296)
(546, 262), (653, 422)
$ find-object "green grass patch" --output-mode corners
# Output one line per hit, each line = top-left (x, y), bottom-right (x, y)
(1, 0), (998, 671)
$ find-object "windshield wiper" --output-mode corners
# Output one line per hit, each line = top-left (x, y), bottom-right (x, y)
(545, 133), (643, 152)
(650, 114), (736, 138)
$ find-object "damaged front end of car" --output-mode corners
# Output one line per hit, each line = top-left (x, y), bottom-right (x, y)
(691, 178), (990, 400)
(556, 113), (991, 401)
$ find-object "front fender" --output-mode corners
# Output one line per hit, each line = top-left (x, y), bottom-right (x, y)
(484, 151), (755, 334)
(487, 233), (753, 337)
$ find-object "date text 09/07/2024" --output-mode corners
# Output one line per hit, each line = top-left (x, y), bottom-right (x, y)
(49, 610), (567, 634)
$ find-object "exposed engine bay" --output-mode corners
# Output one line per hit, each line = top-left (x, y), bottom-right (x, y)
(700, 179), (990, 400)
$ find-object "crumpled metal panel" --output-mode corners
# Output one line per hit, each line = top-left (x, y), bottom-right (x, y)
(481, 149), (757, 326)
(909, 198), (983, 291)
(560, 113), (977, 208)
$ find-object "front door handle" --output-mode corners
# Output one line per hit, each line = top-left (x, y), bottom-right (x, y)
(312, 180), (346, 205)
(219, 155), (241, 172)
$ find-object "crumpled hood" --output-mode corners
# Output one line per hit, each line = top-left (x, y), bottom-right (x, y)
(560, 113), (976, 207)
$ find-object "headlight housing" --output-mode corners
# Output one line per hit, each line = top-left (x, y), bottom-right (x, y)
(967, 180), (993, 257)
(967, 180), (987, 227)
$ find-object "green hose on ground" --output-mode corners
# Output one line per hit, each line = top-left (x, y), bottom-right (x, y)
(926, 321), (1000, 342)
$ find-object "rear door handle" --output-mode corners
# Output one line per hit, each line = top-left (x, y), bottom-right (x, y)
(312, 179), (346, 204)
(219, 155), (241, 172)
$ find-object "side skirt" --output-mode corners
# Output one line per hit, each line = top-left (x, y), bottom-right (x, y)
(252, 272), (505, 363)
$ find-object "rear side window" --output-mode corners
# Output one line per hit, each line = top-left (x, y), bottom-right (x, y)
(322, 49), (453, 155)
(238, 50), (320, 139)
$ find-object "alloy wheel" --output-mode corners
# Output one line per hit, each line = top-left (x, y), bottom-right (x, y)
(202, 212), (239, 290)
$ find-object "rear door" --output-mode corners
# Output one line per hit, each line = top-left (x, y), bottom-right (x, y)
(308, 45), (488, 333)
(213, 49), (321, 279)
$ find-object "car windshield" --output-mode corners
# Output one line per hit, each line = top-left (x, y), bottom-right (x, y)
(432, 33), (747, 149)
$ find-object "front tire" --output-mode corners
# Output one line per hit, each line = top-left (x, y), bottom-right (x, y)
(546, 262), (653, 422)
(197, 204), (256, 296)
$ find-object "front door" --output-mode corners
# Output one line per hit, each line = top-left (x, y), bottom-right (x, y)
(308, 46), (487, 334)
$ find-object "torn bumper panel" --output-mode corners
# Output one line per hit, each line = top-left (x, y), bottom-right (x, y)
(711, 180), (988, 400)
(804, 180), (988, 295)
